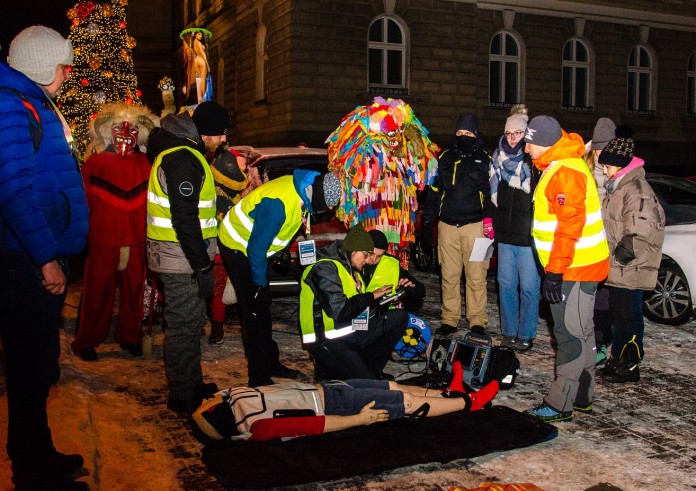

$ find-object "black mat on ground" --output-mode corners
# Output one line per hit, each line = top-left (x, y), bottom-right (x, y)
(201, 405), (558, 489)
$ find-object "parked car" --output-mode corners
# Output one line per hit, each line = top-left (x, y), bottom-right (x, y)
(641, 173), (696, 325)
(233, 145), (348, 295)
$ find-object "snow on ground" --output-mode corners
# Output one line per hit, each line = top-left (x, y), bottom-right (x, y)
(1, 268), (695, 490)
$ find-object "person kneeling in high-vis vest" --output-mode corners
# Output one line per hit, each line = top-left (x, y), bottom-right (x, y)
(300, 224), (410, 381)
(361, 229), (426, 311)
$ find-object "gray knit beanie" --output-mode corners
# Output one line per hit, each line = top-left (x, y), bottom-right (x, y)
(524, 116), (562, 147)
(8, 26), (74, 85)
(591, 118), (617, 151)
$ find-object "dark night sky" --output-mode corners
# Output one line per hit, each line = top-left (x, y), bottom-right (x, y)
(1, 0), (76, 61)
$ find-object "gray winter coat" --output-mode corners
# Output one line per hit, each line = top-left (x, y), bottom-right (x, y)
(602, 162), (665, 290)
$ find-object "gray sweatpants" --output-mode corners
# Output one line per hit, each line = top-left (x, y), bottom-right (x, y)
(545, 281), (598, 412)
(159, 272), (208, 401)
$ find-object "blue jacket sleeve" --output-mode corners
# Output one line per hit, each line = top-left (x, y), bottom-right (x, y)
(247, 197), (287, 287)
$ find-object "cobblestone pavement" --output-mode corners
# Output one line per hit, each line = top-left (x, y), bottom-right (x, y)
(1, 268), (695, 490)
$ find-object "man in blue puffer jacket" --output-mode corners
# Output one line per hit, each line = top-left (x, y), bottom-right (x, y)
(0, 26), (89, 491)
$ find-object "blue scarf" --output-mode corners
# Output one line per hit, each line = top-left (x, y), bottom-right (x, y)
(489, 136), (531, 207)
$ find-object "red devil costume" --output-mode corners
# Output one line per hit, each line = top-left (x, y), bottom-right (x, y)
(72, 104), (158, 361)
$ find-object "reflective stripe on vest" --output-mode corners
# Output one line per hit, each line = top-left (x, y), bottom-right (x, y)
(299, 258), (363, 344)
(218, 175), (302, 257)
(532, 158), (609, 268)
(366, 255), (400, 294)
(146, 146), (217, 242)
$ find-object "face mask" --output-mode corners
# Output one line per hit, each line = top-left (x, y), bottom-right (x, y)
(112, 121), (139, 156)
(456, 134), (477, 150)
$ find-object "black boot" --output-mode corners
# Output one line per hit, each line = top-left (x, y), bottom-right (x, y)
(208, 321), (224, 345)
(604, 336), (641, 383)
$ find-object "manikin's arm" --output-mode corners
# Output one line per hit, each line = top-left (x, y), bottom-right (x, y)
(323, 401), (388, 433)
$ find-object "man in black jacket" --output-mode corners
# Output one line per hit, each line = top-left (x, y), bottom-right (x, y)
(146, 101), (229, 413)
(422, 113), (492, 336)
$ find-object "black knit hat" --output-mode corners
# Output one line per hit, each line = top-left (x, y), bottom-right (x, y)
(455, 113), (479, 134)
(342, 224), (374, 252)
(192, 101), (230, 136)
(598, 137), (634, 168)
(368, 229), (389, 250)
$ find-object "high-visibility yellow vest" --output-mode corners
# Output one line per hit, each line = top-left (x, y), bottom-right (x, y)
(147, 146), (217, 242)
(218, 175), (302, 256)
(366, 255), (400, 294)
(532, 158), (609, 268)
(300, 258), (363, 344)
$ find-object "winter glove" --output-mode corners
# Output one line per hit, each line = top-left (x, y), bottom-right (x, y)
(483, 218), (495, 239)
(251, 285), (271, 317)
(542, 272), (564, 304)
(614, 236), (635, 265)
(270, 248), (292, 267)
(192, 263), (214, 299)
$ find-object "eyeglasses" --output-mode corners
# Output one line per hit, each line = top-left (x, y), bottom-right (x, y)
(504, 130), (524, 138)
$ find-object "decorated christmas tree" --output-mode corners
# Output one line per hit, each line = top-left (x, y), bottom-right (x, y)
(57, 0), (142, 156)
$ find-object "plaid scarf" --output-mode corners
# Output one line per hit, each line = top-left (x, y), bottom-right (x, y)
(490, 136), (531, 207)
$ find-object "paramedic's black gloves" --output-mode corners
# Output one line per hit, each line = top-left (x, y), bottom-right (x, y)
(542, 272), (564, 304)
(193, 263), (214, 299)
(251, 285), (271, 317)
(421, 222), (434, 249)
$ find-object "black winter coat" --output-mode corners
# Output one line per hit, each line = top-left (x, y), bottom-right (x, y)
(491, 157), (539, 246)
(423, 139), (492, 228)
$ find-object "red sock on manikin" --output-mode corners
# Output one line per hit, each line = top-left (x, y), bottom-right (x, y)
(469, 380), (499, 411)
(448, 361), (465, 393)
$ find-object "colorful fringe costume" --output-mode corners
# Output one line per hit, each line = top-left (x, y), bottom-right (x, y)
(325, 97), (438, 263)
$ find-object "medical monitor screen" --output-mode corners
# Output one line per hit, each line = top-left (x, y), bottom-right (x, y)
(454, 342), (476, 369)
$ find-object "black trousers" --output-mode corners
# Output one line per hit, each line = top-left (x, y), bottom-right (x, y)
(311, 309), (409, 380)
(0, 253), (66, 474)
(219, 243), (280, 379)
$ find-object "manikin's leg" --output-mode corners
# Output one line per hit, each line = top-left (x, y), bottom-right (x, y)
(387, 362), (499, 415)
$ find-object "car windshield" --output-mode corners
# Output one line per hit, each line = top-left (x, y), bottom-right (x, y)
(647, 174), (696, 225)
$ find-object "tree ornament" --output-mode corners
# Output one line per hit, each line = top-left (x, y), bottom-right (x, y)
(119, 20), (126, 29)
(136, 89), (142, 97)
(103, 71), (113, 78)
(86, 23), (100, 36)
(76, 1), (96, 20)
(120, 49), (131, 63)
(67, 8), (77, 20)
(81, 78), (89, 87)
(88, 56), (102, 70)
(126, 36), (137, 49)
(120, 0), (128, 5)
(101, 4), (113, 16)
(125, 97), (133, 104)
(93, 91), (107, 104)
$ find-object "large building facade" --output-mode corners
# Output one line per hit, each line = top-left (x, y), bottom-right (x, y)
(174, 0), (696, 166)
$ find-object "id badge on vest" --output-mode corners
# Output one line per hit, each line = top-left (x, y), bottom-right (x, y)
(352, 307), (369, 331)
(298, 239), (317, 265)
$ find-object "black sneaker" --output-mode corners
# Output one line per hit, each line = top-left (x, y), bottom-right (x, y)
(603, 363), (640, 383)
(78, 348), (97, 361)
(208, 322), (225, 345)
(470, 325), (486, 335)
(48, 452), (85, 476)
(249, 375), (275, 387)
(512, 339), (533, 352)
(120, 343), (143, 357)
(435, 324), (457, 336)
(273, 364), (303, 379)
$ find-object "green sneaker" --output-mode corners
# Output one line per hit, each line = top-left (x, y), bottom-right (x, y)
(526, 402), (573, 423)
(595, 344), (608, 368)
(573, 402), (593, 414)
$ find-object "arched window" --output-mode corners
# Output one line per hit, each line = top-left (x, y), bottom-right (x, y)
(628, 45), (656, 113)
(489, 31), (522, 106)
(562, 38), (593, 110)
(255, 25), (268, 102)
(368, 16), (408, 93)
(688, 52), (696, 116)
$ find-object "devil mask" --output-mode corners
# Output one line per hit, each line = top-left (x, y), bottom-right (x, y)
(112, 121), (139, 156)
